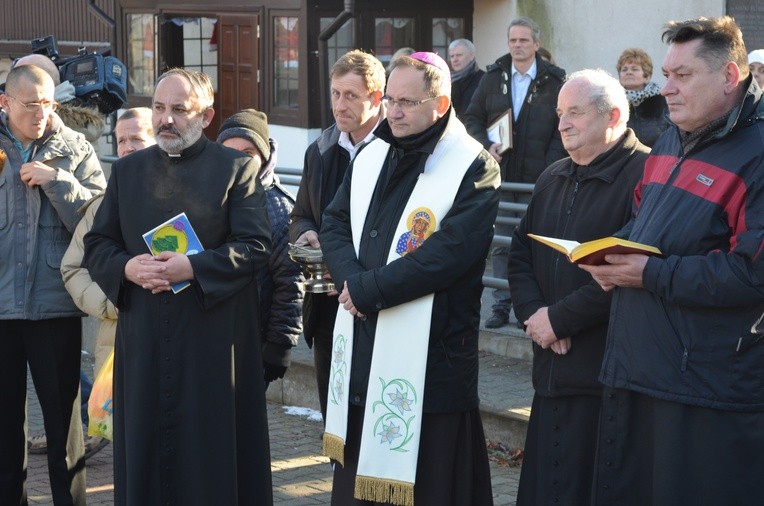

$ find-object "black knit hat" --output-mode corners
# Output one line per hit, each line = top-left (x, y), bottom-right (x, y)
(216, 108), (271, 160)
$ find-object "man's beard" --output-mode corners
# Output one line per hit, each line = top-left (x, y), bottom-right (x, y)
(155, 116), (204, 154)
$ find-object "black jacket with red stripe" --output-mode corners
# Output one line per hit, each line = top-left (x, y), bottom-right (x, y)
(600, 78), (764, 411)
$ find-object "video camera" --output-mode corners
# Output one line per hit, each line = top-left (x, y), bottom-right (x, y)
(31, 35), (127, 114)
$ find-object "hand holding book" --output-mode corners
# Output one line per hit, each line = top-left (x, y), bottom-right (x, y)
(142, 213), (204, 293)
(527, 233), (662, 266)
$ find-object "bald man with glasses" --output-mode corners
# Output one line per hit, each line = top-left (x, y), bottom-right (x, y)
(0, 64), (105, 505)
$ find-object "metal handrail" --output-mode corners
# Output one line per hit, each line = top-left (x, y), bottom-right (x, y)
(99, 154), (532, 291)
(271, 168), (529, 290)
(483, 182), (533, 291)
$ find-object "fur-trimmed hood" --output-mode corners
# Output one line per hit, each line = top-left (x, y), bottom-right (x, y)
(56, 104), (105, 143)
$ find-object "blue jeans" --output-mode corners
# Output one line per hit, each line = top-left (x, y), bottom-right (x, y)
(491, 190), (532, 314)
(491, 222), (512, 313)
(80, 370), (92, 426)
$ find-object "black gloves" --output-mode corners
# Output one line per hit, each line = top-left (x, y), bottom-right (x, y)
(263, 363), (288, 384)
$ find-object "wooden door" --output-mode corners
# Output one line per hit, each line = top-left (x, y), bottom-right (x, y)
(218, 14), (261, 122)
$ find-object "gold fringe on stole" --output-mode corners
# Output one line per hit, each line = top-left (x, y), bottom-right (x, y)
(322, 433), (345, 467)
(354, 475), (415, 506)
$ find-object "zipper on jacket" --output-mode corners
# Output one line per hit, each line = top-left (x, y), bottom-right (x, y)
(545, 174), (581, 395)
(552, 177), (581, 284)
(681, 348), (689, 372)
(565, 180), (580, 217)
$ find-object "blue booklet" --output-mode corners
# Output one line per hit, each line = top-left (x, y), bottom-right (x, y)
(142, 212), (204, 294)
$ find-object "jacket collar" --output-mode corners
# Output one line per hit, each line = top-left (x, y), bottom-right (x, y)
(670, 75), (764, 154)
(0, 111), (68, 159)
(492, 53), (565, 83)
(719, 74), (764, 136)
(0, 110), (62, 144)
(317, 123), (341, 156)
(549, 129), (642, 183)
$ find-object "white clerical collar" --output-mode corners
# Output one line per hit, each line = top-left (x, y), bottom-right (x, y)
(512, 58), (537, 80)
(338, 113), (383, 161)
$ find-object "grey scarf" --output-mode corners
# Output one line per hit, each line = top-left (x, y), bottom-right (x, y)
(451, 59), (478, 83)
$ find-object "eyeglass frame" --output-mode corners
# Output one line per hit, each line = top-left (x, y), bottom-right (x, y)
(382, 95), (439, 111)
(5, 95), (59, 113)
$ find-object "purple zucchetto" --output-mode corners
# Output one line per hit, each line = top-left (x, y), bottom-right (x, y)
(409, 51), (451, 80)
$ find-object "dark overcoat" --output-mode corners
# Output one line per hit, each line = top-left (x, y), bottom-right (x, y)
(320, 113), (501, 413)
(83, 136), (273, 506)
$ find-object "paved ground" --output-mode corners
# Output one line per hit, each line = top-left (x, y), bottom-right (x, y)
(26, 272), (529, 504)
(25, 380), (522, 505)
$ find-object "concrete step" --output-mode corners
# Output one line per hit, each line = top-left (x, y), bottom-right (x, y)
(479, 326), (532, 362)
(266, 339), (533, 449)
(477, 283), (533, 361)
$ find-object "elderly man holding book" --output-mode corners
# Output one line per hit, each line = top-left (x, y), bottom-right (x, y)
(507, 68), (649, 505)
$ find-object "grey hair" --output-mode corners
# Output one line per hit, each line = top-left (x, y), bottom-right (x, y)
(508, 17), (541, 42)
(155, 68), (215, 109)
(565, 68), (630, 125)
(448, 39), (476, 54)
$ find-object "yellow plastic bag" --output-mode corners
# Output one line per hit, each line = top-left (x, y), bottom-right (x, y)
(88, 350), (114, 440)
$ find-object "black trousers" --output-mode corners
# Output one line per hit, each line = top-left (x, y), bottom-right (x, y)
(0, 318), (85, 506)
(313, 326), (333, 424)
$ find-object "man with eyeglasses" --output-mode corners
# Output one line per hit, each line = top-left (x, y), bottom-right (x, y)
(290, 49), (386, 424)
(12, 53), (106, 151)
(320, 52), (499, 505)
(83, 68), (273, 504)
(13, 51), (114, 462)
(0, 64), (106, 505)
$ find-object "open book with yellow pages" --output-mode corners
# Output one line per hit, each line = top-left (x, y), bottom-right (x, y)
(527, 233), (662, 266)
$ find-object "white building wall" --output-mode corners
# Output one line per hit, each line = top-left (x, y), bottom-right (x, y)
(473, 0), (723, 85)
(269, 124), (322, 192)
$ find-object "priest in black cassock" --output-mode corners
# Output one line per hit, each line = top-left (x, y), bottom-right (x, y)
(83, 68), (273, 505)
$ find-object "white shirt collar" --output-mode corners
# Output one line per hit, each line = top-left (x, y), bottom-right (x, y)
(338, 113), (384, 161)
(511, 58), (538, 80)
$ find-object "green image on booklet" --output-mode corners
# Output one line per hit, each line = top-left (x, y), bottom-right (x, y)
(142, 212), (204, 293)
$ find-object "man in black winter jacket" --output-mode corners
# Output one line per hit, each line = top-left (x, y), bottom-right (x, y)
(583, 16), (764, 505)
(289, 50), (386, 422)
(509, 69), (648, 506)
(463, 16), (566, 329)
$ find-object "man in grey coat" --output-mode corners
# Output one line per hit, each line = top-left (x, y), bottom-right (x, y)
(0, 64), (106, 505)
